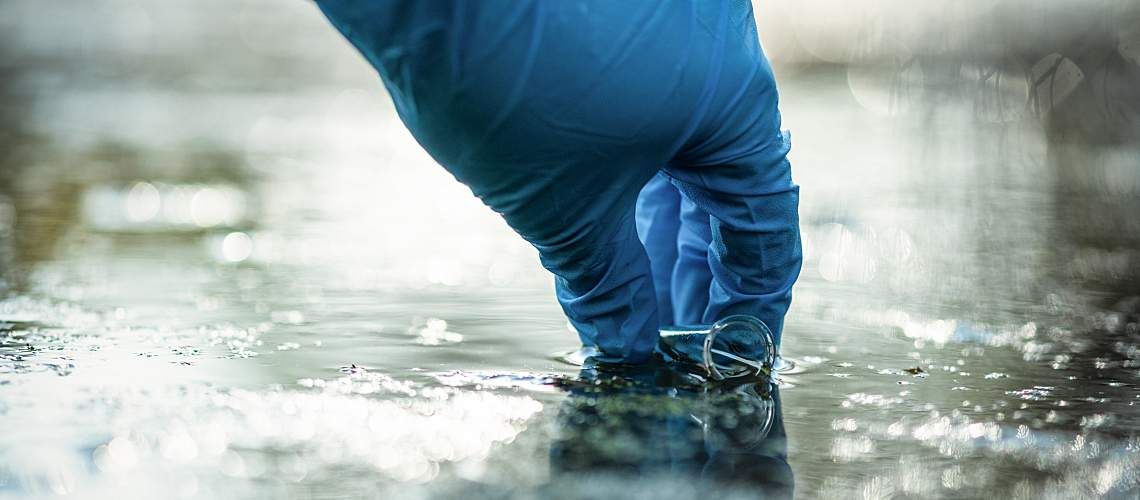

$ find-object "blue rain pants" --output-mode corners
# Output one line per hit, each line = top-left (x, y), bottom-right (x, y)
(316, 0), (802, 364)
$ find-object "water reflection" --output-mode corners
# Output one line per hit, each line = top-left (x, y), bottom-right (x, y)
(81, 181), (250, 232)
(551, 368), (792, 499)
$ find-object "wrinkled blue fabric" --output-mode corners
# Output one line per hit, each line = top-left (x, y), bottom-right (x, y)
(316, 0), (802, 364)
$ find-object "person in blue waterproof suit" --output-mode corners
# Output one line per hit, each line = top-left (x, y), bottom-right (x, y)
(315, 0), (801, 365)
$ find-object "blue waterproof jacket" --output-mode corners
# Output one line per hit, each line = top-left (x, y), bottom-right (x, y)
(316, 0), (802, 363)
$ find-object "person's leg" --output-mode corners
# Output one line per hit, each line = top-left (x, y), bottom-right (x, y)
(635, 173), (682, 326)
(662, 2), (802, 345)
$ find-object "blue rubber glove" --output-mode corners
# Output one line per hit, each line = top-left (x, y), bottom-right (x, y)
(315, 0), (802, 364)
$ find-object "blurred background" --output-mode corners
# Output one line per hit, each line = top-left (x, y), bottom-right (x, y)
(1, 0), (1139, 498)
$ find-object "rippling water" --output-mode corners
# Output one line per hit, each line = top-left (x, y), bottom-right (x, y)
(2, 1), (1139, 498)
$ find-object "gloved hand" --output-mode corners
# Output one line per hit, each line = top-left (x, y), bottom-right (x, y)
(315, 0), (802, 364)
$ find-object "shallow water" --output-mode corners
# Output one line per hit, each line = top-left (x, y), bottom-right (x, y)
(2, 1), (1140, 499)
